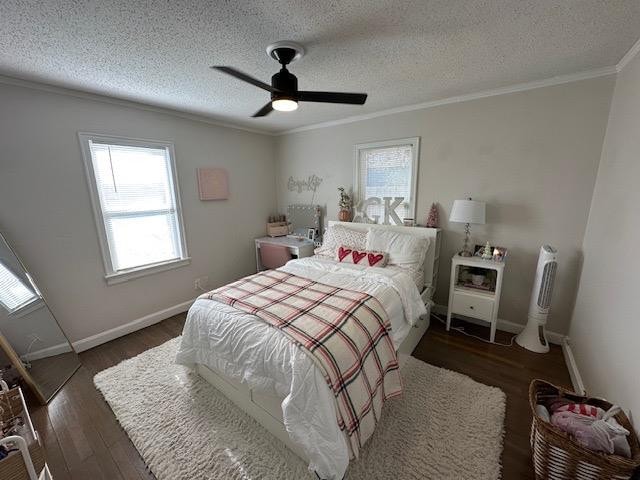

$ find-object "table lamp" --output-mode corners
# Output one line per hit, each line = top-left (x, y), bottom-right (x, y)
(449, 198), (486, 257)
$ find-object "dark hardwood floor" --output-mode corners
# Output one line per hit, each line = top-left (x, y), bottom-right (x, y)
(415, 316), (572, 479)
(27, 313), (572, 479)
(29, 314), (187, 480)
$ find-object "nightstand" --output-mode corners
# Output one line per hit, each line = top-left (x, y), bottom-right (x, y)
(446, 254), (505, 343)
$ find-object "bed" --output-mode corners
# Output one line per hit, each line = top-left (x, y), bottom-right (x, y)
(176, 221), (441, 479)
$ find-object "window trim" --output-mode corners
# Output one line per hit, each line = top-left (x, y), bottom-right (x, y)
(78, 132), (190, 285)
(353, 137), (420, 223)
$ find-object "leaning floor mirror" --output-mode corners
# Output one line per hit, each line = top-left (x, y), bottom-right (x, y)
(0, 232), (80, 403)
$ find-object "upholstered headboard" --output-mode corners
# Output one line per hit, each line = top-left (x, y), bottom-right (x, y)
(328, 221), (442, 298)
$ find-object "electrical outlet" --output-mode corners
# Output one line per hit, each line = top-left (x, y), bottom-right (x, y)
(194, 276), (209, 291)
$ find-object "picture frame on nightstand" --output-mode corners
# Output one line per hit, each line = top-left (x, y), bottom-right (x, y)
(306, 228), (316, 241)
(473, 244), (508, 262)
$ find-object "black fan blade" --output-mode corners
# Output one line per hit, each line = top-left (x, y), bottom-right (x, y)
(296, 91), (367, 105)
(211, 66), (278, 93)
(252, 102), (273, 117)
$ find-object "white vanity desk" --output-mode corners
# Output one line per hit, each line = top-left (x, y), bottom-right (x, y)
(254, 236), (315, 271)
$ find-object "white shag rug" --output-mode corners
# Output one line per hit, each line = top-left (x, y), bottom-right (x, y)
(94, 338), (506, 480)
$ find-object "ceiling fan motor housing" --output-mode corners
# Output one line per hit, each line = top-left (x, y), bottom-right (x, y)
(270, 47), (298, 65)
(271, 69), (298, 100)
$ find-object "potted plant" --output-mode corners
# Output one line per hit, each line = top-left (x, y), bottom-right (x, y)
(337, 187), (352, 222)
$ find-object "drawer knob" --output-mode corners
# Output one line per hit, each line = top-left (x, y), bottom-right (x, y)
(469, 306), (474, 310)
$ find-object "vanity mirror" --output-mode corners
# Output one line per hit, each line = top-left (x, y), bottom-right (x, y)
(0, 232), (80, 403)
(287, 204), (322, 241)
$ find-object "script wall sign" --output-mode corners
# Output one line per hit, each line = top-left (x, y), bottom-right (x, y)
(287, 174), (323, 193)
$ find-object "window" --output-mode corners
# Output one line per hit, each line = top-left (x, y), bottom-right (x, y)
(354, 137), (419, 224)
(79, 134), (189, 284)
(0, 262), (38, 313)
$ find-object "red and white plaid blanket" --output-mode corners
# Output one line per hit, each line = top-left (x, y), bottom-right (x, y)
(200, 269), (402, 457)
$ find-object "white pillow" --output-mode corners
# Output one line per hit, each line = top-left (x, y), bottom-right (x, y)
(386, 264), (425, 289)
(365, 228), (430, 270)
(315, 224), (367, 258)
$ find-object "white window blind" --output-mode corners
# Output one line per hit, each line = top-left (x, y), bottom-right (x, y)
(80, 134), (188, 282)
(355, 138), (419, 223)
(0, 262), (37, 312)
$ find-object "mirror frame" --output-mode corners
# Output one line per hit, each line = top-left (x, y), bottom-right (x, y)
(0, 231), (80, 404)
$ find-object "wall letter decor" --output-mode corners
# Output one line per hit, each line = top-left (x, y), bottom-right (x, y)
(382, 197), (403, 225)
(353, 197), (405, 225)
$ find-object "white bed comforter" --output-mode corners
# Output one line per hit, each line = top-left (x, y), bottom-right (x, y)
(175, 257), (427, 480)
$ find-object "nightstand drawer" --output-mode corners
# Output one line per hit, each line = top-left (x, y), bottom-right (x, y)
(451, 292), (494, 321)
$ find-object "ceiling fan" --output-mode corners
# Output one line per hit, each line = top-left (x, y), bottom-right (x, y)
(212, 41), (368, 117)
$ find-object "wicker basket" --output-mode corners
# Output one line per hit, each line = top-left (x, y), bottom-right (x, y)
(0, 387), (46, 480)
(529, 379), (640, 480)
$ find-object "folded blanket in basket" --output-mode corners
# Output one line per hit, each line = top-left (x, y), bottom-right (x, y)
(551, 405), (631, 457)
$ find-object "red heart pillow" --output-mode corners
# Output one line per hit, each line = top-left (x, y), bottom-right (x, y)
(351, 251), (367, 264)
(368, 253), (385, 267)
(337, 246), (352, 262)
(335, 245), (388, 268)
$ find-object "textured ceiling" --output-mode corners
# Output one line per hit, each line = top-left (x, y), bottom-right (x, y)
(1, 1), (639, 133)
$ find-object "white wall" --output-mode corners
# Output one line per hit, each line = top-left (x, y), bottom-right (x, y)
(276, 77), (615, 334)
(0, 72), (623, 351)
(0, 83), (276, 344)
(568, 51), (640, 427)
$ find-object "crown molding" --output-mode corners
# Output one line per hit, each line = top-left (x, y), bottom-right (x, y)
(276, 66), (617, 135)
(0, 74), (275, 136)
(616, 36), (640, 73)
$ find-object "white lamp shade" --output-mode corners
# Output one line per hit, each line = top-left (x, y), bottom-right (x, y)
(449, 199), (486, 224)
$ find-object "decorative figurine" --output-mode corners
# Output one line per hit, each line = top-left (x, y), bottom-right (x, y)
(426, 203), (439, 228)
(482, 241), (493, 260)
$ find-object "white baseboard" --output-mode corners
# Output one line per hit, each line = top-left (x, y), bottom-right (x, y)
(72, 299), (194, 352)
(432, 304), (565, 345)
(21, 342), (71, 362)
(561, 338), (586, 395)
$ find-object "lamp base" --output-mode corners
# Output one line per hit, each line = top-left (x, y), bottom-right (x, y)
(459, 223), (473, 257)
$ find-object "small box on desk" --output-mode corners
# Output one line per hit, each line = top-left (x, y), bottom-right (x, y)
(266, 222), (289, 237)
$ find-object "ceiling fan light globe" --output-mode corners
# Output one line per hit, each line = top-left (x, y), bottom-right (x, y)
(272, 99), (298, 112)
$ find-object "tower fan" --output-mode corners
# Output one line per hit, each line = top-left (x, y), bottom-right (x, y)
(516, 245), (558, 353)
